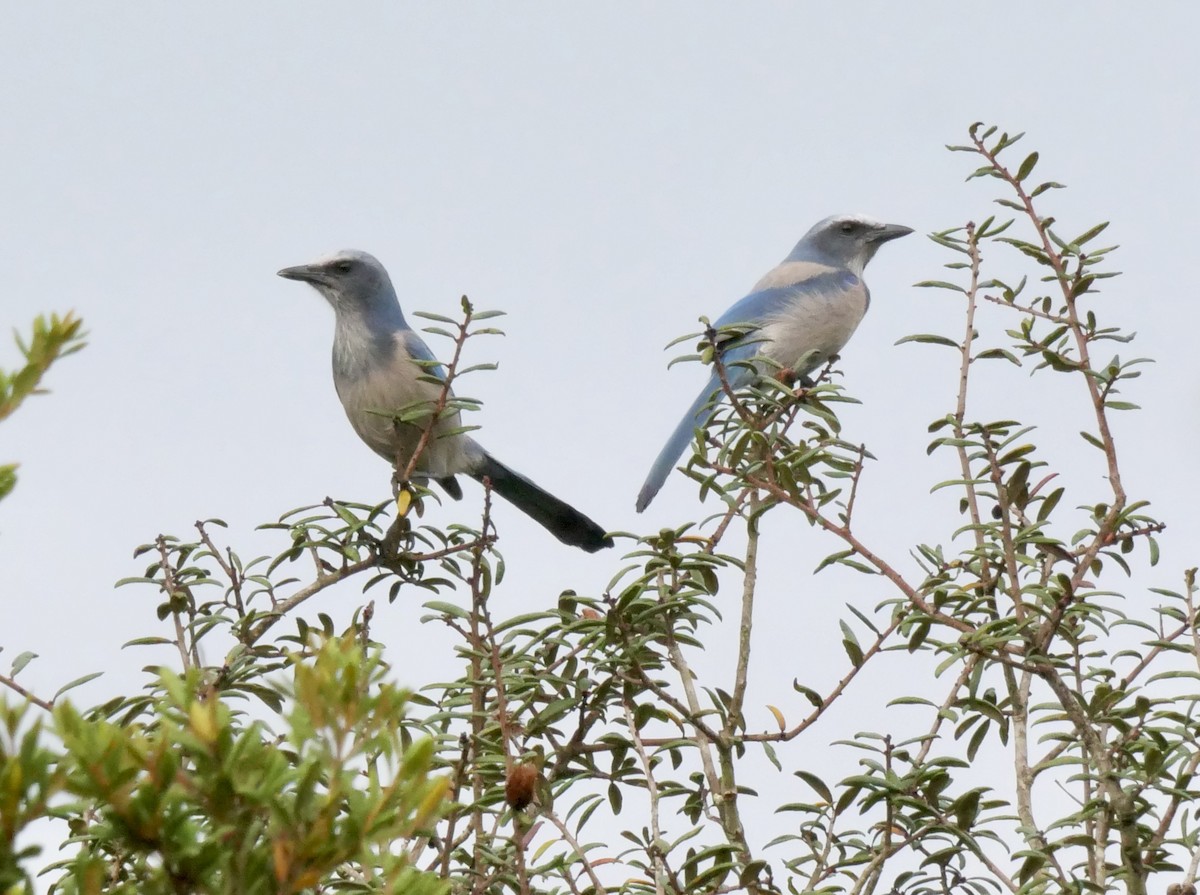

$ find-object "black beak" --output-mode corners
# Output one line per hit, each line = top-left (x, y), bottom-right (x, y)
(873, 223), (914, 243)
(277, 264), (323, 284)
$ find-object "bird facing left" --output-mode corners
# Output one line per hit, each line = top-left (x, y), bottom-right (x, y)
(277, 249), (614, 553)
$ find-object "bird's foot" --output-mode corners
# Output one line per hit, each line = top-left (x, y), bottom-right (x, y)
(391, 481), (427, 519)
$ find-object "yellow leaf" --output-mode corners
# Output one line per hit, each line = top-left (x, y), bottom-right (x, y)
(189, 701), (217, 745)
(767, 704), (786, 731)
(396, 489), (413, 517)
(416, 776), (451, 826)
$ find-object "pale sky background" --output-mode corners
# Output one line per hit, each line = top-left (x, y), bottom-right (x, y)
(3, 2), (1200, 882)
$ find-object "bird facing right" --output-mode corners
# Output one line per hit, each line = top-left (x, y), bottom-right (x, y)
(636, 214), (913, 512)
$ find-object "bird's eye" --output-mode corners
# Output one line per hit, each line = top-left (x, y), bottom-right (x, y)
(335, 261), (353, 273)
(840, 221), (857, 234)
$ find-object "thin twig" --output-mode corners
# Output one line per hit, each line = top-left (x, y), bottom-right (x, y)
(544, 810), (609, 895)
(623, 700), (664, 895)
(0, 673), (53, 712)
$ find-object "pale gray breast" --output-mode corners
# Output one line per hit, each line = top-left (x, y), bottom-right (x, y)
(758, 275), (870, 375)
(333, 332), (472, 478)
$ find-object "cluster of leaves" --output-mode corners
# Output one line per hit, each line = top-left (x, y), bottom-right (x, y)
(1, 635), (447, 894)
(0, 313), (85, 502)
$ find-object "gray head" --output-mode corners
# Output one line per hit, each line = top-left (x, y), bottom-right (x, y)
(277, 249), (406, 326)
(787, 214), (913, 275)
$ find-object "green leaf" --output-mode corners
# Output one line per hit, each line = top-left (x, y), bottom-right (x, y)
(914, 280), (966, 293)
(793, 680), (823, 707)
(1072, 221), (1110, 246)
(54, 672), (104, 700)
(928, 233), (970, 254)
(0, 313), (86, 422)
(607, 781), (623, 815)
(411, 311), (457, 325)
(997, 444), (1036, 465)
(470, 309), (507, 321)
(888, 696), (936, 707)
(1037, 487), (1064, 523)
(10, 651), (37, 676)
(122, 636), (176, 648)
(762, 741), (781, 772)
(842, 638), (864, 668)
(895, 334), (961, 349)
(794, 770), (832, 803)
(966, 721), (989, 762)
(1030, 181), (1066, 197)
(421, 601), (471, 619)
(953, 789), (982, 830)
(0, 464), (15, 501)
(1016, 151), (1039, 182)
(974, 348), (1021, 366)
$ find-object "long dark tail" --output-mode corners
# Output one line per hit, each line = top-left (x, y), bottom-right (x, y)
(636, 373), (723, 512)
(472, 455), (614, 553)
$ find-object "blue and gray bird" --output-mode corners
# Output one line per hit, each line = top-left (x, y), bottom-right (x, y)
(636, 215), (912, 512)
(279, 250), (613, 553)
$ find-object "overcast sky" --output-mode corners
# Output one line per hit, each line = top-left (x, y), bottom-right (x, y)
(3, 2), (1199, 880)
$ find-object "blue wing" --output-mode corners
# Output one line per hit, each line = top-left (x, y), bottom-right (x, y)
(399, 328), (450, 382)
(714, 264), (856, 327)
(713, 284), (798, 330)
(636, 265), (860, 511)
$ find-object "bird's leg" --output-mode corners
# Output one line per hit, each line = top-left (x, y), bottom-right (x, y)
(377, 470), (419, 559)
(790, 353), (841, 396)
(391, 464), (427, 519)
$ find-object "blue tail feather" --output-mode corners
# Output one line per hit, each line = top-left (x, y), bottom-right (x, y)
(636, 374), (726, 512)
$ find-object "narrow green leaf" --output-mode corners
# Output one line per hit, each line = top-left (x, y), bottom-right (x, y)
(895, 334), (961, 349)
(411, 311), (457, 325)
(974, 348), (1021, 366)
(1072, 221), (1110, 246)
(914, 280), (966, 293)
(10, 651), (37, 676)
(794, 770), (833, 803)
(54, 672), (104, 700)
(0, 464), (15, 501)
(1030, 181), (1066, 197)
(1016, 152), (1039, 182)
(842, 639), (864, 668)
(1037, 487), (1064, 523)
(762, 741), (782, 771)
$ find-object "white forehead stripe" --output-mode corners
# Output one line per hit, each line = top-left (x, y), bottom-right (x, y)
(315, 249), (383, 267)
(838, 214), (885, 227)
